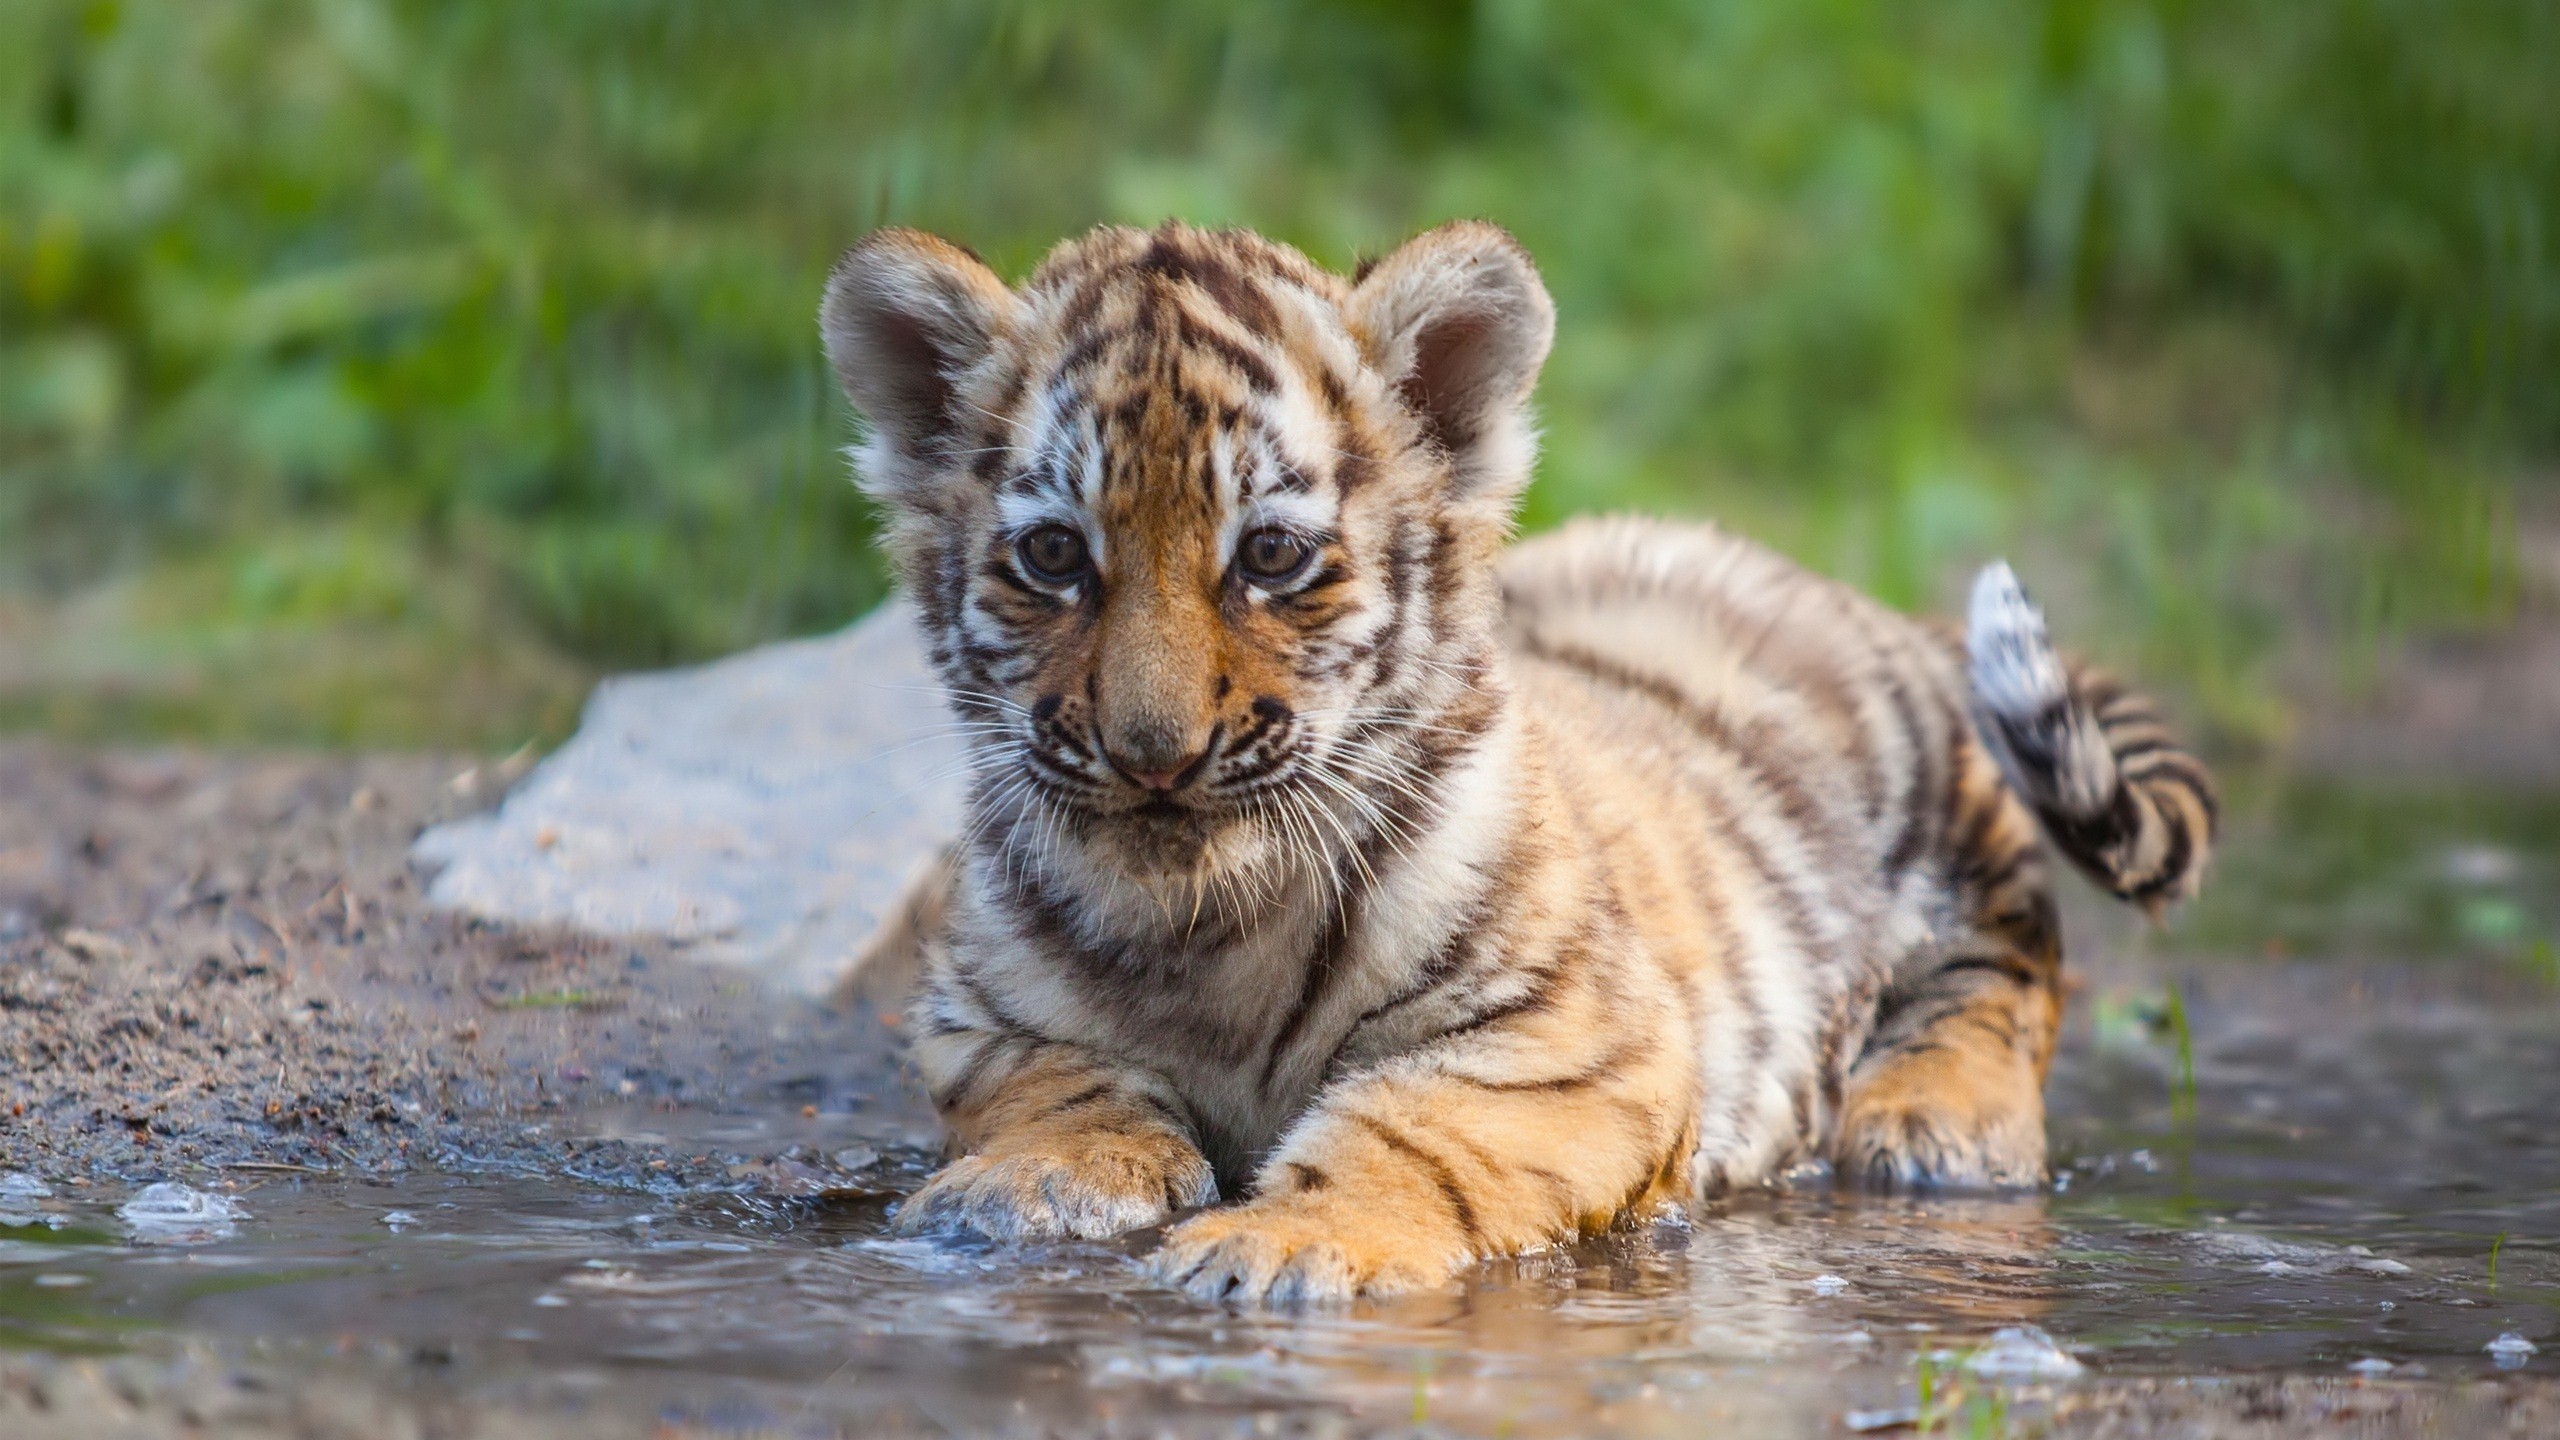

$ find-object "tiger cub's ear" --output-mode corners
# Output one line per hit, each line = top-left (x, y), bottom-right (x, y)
(820, 230), (1017, 505)
(1348, 221), (1556, 506)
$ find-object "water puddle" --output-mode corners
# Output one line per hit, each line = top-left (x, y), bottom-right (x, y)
(4, 780), (2556, 1436)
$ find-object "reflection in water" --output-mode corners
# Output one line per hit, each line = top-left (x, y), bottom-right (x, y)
(492, 1187), (2067, 1435)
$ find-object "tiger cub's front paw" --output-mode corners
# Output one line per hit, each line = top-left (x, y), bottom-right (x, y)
(1147, 1197), (1462, 1305)
(892, 1132), (1217, 1243)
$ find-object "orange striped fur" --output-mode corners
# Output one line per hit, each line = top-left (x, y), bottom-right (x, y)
(818, 222), (2216, 1302)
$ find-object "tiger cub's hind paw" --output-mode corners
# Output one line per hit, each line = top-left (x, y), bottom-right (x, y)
(1834, 1049), (2049, 1192)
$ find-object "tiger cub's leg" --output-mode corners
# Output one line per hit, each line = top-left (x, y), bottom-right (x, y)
(1149, 1062), (1693, 1304)
(834, 843), (957, 1014)
(1835, 758), (2063, 1189)
(1148, 951), (1696, 1303)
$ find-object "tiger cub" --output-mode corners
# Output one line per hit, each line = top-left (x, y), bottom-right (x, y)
(818, 221), (2214, 1303)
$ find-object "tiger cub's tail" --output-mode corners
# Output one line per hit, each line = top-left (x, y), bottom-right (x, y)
(1963, 562), (2218, 915)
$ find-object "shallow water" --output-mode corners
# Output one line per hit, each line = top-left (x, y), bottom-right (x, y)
(5, 784), (2558, 1437)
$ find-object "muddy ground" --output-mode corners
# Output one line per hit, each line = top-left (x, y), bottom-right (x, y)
(3, 740), (2556, 1438)
(0, 743), (917, 1195)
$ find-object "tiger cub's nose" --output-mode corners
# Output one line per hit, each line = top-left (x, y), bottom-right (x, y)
(1106, 721), (1217, 793)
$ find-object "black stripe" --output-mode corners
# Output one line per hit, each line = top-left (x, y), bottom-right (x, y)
(1331, 426), (1374, 492)
(1698, 774), (1833, 967)
(1137, 232), (1282, 334)
(955, 637), (1023, 672)
(1934, 953), (2042, 986)
(933, 1031), (1020, 1112)
(2127, 806), (2199, 903)
(1436, 967), (1566, 1041)
(2094, 696), (2161, 726)
(1051, 325), (1121, 384)
(1347, 920), (1486, 1034)
(1256, 899), (1355, 1095)
(1517, 634), (1837, 849)
(2041, 785), (2144, 881)
(1521, 1162), (1576, 1217)
(1170, 306), (1279, 393)
(1214, 742), (1294, 791)
(1046, 1081), (1117, 1116)
(2128, 754), (2221, 828)
(1939, 782), (2001, 895)
(952, 964), (1044, 1043)
(981, 558), (1065, 609)
(1876, 670), (1938, 878)
(1453, 1036), (1650, 1094)
(1129, 1087), (1196, 1134)
(1804, 664), (1889, 822)
(1346, 1113), (1483, 1248)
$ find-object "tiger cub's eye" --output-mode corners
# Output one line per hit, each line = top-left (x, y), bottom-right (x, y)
(1016, 524), (1090, 583)
(1237, 527), (1314, 585)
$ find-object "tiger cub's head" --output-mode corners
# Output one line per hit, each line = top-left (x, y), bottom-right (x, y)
(820, 222), (1552, 902)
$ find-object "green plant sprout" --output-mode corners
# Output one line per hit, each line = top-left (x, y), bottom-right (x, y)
(2163, 981), (2197, 1127)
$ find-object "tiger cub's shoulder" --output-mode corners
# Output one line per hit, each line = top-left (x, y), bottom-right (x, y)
(1496, 515), (1914, 704)
(1498, 515), (1878, 636)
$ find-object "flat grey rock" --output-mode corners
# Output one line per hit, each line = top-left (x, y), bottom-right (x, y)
(411, 602), (963, 995)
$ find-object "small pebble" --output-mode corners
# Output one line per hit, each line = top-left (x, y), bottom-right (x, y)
(1965, 1326), (2087, 1381)
(118, 1183), (244, 1245)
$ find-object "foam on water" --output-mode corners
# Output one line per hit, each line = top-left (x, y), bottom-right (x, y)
(1963, 1326), (2087, 1380)
(116, 1183), (246, 1245)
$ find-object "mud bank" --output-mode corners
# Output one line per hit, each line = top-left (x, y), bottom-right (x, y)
(0, 743), (921, 1193)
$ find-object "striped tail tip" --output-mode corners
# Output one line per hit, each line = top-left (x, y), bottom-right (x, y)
(1964, 561), (2117, 822)
(1965, 561), (2068, 722)
(1964, 561), (2216, 911)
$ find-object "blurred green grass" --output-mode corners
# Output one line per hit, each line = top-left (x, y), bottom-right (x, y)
(2, 0), (2552, 749)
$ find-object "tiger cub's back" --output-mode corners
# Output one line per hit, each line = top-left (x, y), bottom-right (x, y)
(1496, 517), (1996, 1179)
(1498, 515), (1977, 894)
